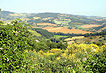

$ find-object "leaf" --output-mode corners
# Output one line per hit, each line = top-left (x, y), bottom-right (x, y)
(73, 69), (76, 73)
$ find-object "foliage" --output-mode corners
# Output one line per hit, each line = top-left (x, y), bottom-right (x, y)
(82, 53), (106, 73)
(19, 43), (106, 73)
(93, 23), (106, 31)
(0, 19), (31, 72)
(34, 28), (54, 38)
(0, 19), (106, 72)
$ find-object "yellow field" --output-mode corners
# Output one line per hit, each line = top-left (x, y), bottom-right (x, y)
(81, 24), (102, 28)
(42, 17), (53, 20)
(67, 41), (75, 44)
(9, 13), (19, 16)
(64, 19), (71, 21)
(33, 17), (41, 19)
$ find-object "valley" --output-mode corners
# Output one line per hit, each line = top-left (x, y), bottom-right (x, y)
(0, 11), (106, 73)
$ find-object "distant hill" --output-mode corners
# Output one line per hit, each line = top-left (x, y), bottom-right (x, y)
(1, 11), (14, 15)
(1, 10), (106, 32)
(35, 13), (60, 18)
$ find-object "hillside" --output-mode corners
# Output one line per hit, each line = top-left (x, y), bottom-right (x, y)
(0, 19), (106, 72)
(1, 11), (106, 33)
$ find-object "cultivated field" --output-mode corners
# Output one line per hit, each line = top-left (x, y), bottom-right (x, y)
(9, 13), (19, 16)
(43, 27), (92, 34)
(67, 41), (75, 44)
(81, 24), (102, 28)
(54, 35), (68, 38)
(53, 20), (71, 25)
(64, 36), (84, 41)
(37, 23), (57, 26)
(33, 17), (41, 19)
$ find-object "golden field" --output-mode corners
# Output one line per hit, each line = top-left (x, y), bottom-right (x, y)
(43, 27), (92, 34)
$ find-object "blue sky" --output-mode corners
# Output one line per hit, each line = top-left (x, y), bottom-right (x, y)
(0, 0), (106, 17)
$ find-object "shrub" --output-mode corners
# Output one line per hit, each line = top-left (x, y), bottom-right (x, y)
(0, 19), (32, 72)
(82, 53), (106, 73)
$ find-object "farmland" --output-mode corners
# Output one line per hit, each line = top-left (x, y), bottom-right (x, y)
(64, 36), (84, 41)
(64, 36), (84, 44)
(67, 41), (75, 44)
(54, 35), (68, 38)
(9, 13), (19, 16)
(43, 27), (92, 34)
(53, 20), (71, 25)
(1, 14), (106, 73)
(81, 24), (102, 28)
(37, 23), (57, 26)
(33, 17), (41, 19)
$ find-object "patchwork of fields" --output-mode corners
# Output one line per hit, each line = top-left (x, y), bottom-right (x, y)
(43, 27), (93, 34)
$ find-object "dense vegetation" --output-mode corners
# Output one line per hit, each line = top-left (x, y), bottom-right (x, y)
(34, 28), (54, 38)
(0, 19), (106, 72)
(53, 31), (106, 37)
(93, 23), (106, 31)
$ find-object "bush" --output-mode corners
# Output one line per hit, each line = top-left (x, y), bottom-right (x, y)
(0, 19), (33, 72)
(83, 53), (106, 73)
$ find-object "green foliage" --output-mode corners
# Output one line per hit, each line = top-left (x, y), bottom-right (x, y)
(34, 28), (54, 38)
(82, 53), (106, 73)
(0, 21), (3, 24)
(0, 18), (106, 72)
(104, 37), (106, 40)
(0, 19), (34, 72)
(93, 23), (106, 31)
(45, 39), (67, 50)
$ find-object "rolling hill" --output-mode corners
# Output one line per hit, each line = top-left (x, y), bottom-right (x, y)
(0, 10), (106, 33)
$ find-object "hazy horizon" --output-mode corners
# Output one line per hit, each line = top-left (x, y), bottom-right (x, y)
(0, 0), (106, 17)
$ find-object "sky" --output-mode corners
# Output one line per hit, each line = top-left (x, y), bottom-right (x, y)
(0, 0), (106, 17)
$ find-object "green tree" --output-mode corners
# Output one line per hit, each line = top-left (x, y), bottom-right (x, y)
(0, 19), (33, 72)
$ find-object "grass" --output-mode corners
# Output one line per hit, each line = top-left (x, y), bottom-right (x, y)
(54, 35), (68, 38)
